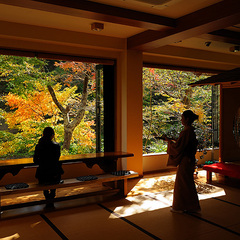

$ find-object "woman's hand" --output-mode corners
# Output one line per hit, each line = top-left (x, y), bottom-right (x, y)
(160, 134), (169, 141)
(161, 134), (176, 142)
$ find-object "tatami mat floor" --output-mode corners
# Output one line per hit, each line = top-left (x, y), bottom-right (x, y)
(1, 170), (240, 240)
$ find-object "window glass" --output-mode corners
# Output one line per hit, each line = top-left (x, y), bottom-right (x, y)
(142, 68), (219, 154)
(0, 55), (104, 159)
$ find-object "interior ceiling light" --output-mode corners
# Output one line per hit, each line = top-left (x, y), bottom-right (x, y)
(91, 22), (104, 32)
(229, 46), (240, 52)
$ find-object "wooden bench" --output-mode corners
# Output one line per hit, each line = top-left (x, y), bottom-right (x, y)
(203, 162), (240, 183)
(0, 152), (138, 215)
(0, 170), (138, 214)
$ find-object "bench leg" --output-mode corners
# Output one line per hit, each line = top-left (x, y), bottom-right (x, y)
(206, 171), (212, 183)
(116, 179), (128, 197)
(123, 179), (128, 197)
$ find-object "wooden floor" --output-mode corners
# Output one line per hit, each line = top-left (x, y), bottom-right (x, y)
(1, 170), (240, 240)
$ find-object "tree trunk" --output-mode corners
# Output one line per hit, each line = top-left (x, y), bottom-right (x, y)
(47, 76), (89, 151)
(63, 127), (73, 150)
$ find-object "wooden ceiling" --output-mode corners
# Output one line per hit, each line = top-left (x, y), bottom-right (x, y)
(0, 0), (240, 70)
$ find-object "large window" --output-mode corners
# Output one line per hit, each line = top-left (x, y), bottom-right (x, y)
(0, 54), (115, 160)
(142, 67), (219, 154)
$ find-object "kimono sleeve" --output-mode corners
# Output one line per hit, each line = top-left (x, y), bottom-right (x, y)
(167, 129), (190, 167)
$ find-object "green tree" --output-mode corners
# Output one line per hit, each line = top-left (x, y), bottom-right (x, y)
(0, 55), (48, 96)
(143, 68), (212, 154)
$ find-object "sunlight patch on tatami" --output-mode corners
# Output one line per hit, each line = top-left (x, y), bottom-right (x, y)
(110, 171), (225, 218)
(0, 233), (20, 240)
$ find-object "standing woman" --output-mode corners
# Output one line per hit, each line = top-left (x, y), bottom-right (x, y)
(34, 127), (64, 208)
(164, 110), (201, 213)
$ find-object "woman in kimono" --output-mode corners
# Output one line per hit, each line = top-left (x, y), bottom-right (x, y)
(164, 110), (201, 213)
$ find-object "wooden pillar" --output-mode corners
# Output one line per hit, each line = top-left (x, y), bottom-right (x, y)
(219, 85), (223, 162)
(120, 50), (143, 176)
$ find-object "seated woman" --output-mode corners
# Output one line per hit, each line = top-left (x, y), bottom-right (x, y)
(34, 127), (64, 208)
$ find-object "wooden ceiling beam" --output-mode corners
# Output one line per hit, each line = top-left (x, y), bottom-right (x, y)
(128, 0), (240, 50)
(201, 29), (240, 45)
(0, 0), (176, 30)
(189, 67), (240, 87)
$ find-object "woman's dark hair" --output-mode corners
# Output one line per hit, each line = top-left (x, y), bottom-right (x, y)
(43, 127), (55, 139)
(183, 110), (198, 124)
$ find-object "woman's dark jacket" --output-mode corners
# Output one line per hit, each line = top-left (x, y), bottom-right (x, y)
(33, 137), (64, 184)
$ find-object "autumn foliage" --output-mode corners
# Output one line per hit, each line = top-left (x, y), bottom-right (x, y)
(0, 56), (97, 159)
(0, 55), (215, 159)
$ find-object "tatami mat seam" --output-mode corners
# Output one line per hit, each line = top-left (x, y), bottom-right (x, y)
(40, 213), (69, 240)
(98, 203), (162, 240)
(142, 194), (240, 237)
(186, 212), (240, 236)
(213, 197), (240, 207)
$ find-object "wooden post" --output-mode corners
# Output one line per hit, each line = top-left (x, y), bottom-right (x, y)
(117, 179), (128, 197)
(219, 85), (223, 162)
(206, 171), (212, 183)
